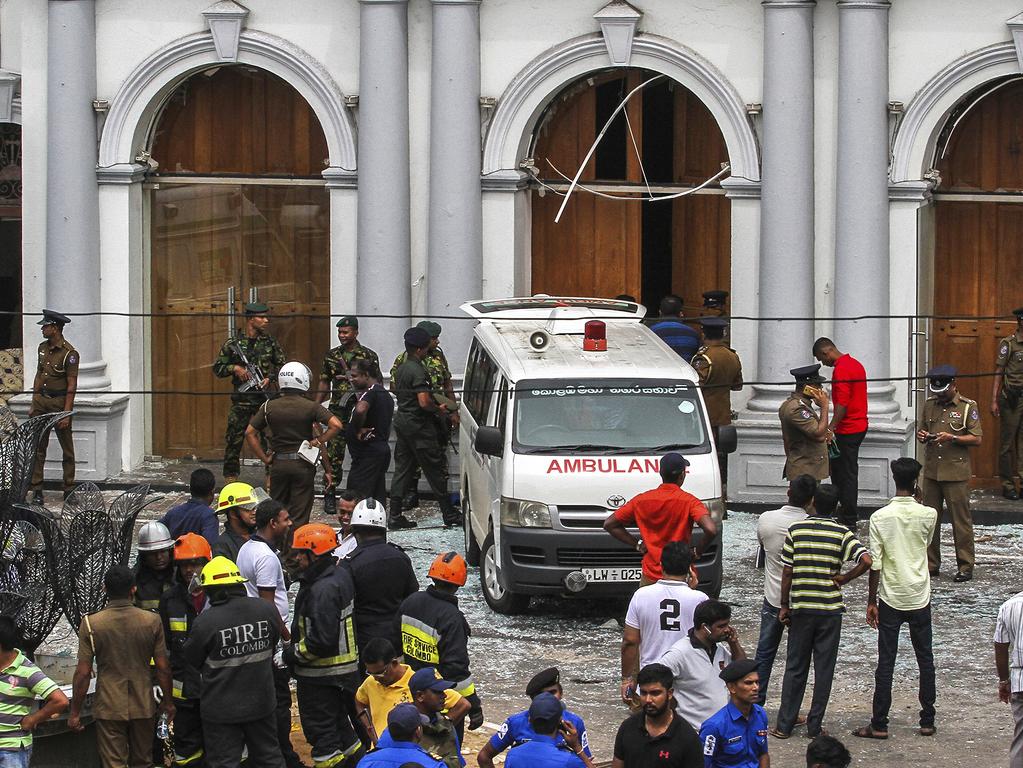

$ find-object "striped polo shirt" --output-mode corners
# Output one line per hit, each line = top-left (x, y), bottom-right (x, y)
(781, 517), (868, 614)
(0, 651), (59, 750)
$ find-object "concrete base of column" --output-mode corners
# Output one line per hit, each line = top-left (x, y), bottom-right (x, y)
(9, 392), (129, 482)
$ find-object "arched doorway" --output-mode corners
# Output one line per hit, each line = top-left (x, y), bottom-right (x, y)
(932, 76), (1023, 484)
(529, 69), (730, 308)
(149, 66), (330, 459)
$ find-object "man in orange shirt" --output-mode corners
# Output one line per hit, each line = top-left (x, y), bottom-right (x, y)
(603, 453), (718, 586)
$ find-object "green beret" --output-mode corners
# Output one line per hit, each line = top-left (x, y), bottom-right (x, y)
(244, 302), (269, 315)
(416, 320), (442, 338)
(336, 316), (359, 329)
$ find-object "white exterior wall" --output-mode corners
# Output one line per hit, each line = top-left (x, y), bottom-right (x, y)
(2, 0), (1022, 484)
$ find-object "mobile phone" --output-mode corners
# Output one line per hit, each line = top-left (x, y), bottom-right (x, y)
(924, 432), (938, 442)
(804, 385), (824, 400)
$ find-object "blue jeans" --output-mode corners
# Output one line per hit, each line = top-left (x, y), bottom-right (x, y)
(754, 599), (786, 705)
(0, 746), (32, 768)
(871, 600), (936, 730)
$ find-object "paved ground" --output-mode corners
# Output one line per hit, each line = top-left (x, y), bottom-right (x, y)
(35, 490), (1023, 766)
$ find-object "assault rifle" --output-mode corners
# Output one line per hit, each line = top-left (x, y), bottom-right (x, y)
(230, 339), (267, 395)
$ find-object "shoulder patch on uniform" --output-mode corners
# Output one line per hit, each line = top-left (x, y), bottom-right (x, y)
(971, 408), (979, 420)
(1002, 343), (1010, 356)
(67, 354), (77, 365)
(498, 722), (509, 739)
(703, 735), (716, 756)
(800, 409), (812, 419)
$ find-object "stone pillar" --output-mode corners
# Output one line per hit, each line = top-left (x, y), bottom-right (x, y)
(427, 0), (482, 371)
(46, 0), (108, 390)
(357, 0), (411, 364)
(731, 0), (817, 504)
(834, 0), (899, 419)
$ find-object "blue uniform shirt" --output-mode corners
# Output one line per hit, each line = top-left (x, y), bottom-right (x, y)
(160, 498), (219, 544)
(650, 320), (701, 362)
(488, 709), (591, 757)
(361, 731), (446, 768)
(698, 702), (769, 768)
(505, 734), (585, 768)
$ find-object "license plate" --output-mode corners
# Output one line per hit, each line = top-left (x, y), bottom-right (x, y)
(581, 567), (641, 582)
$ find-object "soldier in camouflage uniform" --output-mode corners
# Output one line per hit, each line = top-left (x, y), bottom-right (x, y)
(315, 316), (379, 486)
(389, 320), (459, 508)
(213, 302), (286, 481)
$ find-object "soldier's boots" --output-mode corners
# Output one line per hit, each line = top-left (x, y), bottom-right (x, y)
(440, 495), (462, 529)
(402, 491), (420, 509)
(387, 498), (418, 530)
(31, 491), (43, 505)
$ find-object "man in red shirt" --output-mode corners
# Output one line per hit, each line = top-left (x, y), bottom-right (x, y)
(813, 337), (868, 530)
(603, 453), (718, 585)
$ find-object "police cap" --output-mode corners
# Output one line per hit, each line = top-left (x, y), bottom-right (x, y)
(417, 320), (442, 338)
(37, 309), (71, 326)
(525, 667), (560, 698)
(404, 327), (431, 348)
(1013, 307), (1023, 318)
(244, 302), (269, 315)
(336, 315), (359, 329)
(926, 364), (956, 392)
(702, 290), (728, 308)
(791, 364), (825, 384)
(719, 658), (759, 683)
(699, 317), (728, 329)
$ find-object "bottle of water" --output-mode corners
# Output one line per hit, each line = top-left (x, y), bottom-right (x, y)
(156, 713), (170, 740)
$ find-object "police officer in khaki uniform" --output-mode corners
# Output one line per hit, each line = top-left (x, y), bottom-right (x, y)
(918, 364), (983, 582)
(778, 364), (831, 481)
(691, 317), (742, 496)
(991, 308), (1023, 500)
(30, 309), (79, 503)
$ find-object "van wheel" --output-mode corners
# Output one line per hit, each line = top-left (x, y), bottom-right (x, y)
(480, 532), (529, 615)
(463, 486), (481, 567)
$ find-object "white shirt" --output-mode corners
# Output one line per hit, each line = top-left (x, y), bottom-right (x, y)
(236, 536), (289, 624)
(624, 579), (709, 667)
(995, 591), (1023, 693)
(757, 504), (808, 608)
(333, 533), (357, 560)
(658, 633), (732, 730)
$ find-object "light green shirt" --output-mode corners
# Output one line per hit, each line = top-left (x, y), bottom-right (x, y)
(869, 496), (938, 611)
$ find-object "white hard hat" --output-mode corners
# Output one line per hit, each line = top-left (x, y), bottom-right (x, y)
(350, 498), (387, 530)
(137, 521), (174, 552)
(278, 361), (312, 392)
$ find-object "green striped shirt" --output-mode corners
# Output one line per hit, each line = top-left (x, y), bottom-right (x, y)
(0, 651), (59, 750)
(781, 517), (868, 614)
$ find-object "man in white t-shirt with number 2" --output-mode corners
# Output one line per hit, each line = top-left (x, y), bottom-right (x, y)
(620, 541), (708, 703)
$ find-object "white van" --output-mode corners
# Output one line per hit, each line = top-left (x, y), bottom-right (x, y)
(458, 297), (735, 614)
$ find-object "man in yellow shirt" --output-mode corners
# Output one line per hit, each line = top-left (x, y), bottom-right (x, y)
(354, 638), (468, 743)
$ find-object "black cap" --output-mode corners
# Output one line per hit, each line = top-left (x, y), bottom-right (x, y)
(927, 364), (956, 392)
(244, 302), (269, 315)
(525, 667), (560, 698)
(791, 364), (825, 384)
(702, 290), (728, 308)
(699, 317), (728, 329)
(1013, 307), (1023, 318)
(719, 658), (759, 683)
(336, 315), (359, 329)
(660, 452), (690, 475)
(404, 327), (431, 348)
(37, 309), (70, 326)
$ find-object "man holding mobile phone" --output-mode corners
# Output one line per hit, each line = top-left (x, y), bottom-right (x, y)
(779, 365), (831, 483)
(505, 693), (594, 768)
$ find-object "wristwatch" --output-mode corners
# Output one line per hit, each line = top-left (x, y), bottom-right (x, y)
(635, 539), (643, 552)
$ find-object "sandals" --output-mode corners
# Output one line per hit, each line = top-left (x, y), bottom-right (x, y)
(769, 727), (791, 739)
(919, 726), (937, 736)
(851, 726), (888, 740)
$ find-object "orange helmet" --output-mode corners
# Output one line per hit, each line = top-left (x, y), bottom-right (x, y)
(174, 533), (212, 562)
(291, 523), (339, 557)
(428, 551), (467, 586)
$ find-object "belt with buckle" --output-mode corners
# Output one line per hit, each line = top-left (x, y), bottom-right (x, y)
(39, 389), (67, 398)
(274, 452), (302, 461)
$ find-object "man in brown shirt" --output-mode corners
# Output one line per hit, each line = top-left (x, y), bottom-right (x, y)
(29, 309), (79, 504)
(691, 317), (742, 498)
(779, 364), (831, 481)
(918, 365), (983, 582)
(246, 361), (342, 535)
(991, 307), (1023, 499)
(69, 565), (174, 768)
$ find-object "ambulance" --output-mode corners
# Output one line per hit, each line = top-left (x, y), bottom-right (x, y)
(458, 297), (735, 614)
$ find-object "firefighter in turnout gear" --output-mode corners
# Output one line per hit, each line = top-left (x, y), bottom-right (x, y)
(285, 524), (365, 768)
(158, 533), (212, 768)
(396, 552), (482, 740)
(134, 521), (176, 612)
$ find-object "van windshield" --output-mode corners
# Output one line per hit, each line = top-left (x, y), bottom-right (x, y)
(513, 382), (710, 455)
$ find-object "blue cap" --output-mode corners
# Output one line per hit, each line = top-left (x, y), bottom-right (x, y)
(699, 317), (728, 329)
(660, 452), (690, 475)
(409, 667), (454, 693)
(387, 703), (429, 737)
(528, 691), (564, 722)
(927, 364), (956, 392)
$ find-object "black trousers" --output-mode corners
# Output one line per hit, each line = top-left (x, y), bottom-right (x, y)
(831, 431), (866, 528)
(274, 666), (303, 768)
(295, 679), (365, 767)
(204, 713), (283, 768)
(172, 699), (205, 766)
(776, 612), (843, 736)
(871, 600), (936, 731)
(347, 443), (391, 503)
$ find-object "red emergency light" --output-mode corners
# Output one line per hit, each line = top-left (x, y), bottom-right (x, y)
(583, 320), (607, 351)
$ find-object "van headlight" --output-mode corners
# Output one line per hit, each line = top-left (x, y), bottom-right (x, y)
(500, 498), (553, 528)
(703, 498), (726, 524)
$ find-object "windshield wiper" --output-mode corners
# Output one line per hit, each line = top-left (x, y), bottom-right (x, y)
(641, 443), (702, 452)
(518, 443), (619, 454)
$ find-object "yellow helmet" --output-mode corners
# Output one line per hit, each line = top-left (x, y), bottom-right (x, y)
(217, 482), (257, 514)
(199, 556), (248, 587)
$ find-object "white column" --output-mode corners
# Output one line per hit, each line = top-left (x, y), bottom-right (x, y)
(357, 0), (411, 361)
(427, 0), (482, 371)
(46, 0), (109, 390)
(834, 0), (899, 420)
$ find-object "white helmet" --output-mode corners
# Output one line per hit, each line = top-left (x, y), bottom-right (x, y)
(278, 361), (312, 392)
(137, 521), (174, 552)
(350, 498), (387, 530)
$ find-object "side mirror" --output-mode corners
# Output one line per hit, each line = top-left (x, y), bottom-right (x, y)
(474, 426), (504, 457)
(717, 425), (737, 455)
